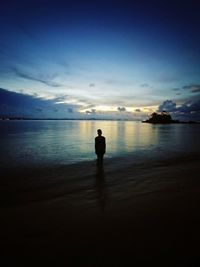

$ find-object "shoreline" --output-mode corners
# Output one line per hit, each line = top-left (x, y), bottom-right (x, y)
(2, 149), (199, 175)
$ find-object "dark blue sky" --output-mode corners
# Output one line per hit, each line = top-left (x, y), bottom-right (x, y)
(0, 0), (200, 120)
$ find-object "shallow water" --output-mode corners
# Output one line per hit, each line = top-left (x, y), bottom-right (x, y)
(0, 120), (200, 169)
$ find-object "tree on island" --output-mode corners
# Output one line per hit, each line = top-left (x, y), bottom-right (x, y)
(143, 111), (179, 123)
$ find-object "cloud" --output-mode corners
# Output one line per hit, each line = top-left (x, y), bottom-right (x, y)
(158, 100), (177, 112)
(159, 99), (200, 114)
(12, 67), (61, 87)
(84, 104), (96, 109)
(191, 88), (200, 93)
(182, 84), (200, 93)
(140, 83), (149, 87)
(0, 88), (82, 119)
(118, 106), (126, 112)
(68, 108), (73, 113)
(54, 95), (69, 102)
(85, 109), (96, 114)
(157, 99), (200, 121)
(177, 100), (200, 114)
(89, 83), (95, 87)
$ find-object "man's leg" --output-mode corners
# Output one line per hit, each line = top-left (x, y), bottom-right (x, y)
(98, 153), (103, 165)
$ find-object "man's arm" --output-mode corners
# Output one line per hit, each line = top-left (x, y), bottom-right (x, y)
(95, 137), (97, 153)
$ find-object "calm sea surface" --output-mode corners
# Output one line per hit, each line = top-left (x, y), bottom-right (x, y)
(0, 120), (200, 169)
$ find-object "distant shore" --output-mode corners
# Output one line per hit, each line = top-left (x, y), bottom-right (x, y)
(0, 117), (139, 121)
(1, 153), (200, 265)
(1, 117), (199, 124)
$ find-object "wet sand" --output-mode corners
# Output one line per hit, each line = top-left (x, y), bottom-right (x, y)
(1, 156), (200, 266)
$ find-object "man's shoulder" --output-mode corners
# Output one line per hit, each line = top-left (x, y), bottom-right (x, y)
(95, 136), (105, 140)
(100, 136), (105, 141)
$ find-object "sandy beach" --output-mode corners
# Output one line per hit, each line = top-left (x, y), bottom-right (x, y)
(1, 155), (200, 266)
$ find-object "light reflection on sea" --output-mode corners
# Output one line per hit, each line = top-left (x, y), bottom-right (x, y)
(0, 120), (200, 168)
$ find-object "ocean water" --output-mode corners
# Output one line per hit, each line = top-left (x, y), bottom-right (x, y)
(0, 120), (200, 169)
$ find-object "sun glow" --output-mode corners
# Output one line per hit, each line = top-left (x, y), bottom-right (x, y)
(80, 105), (158, 114)
(79, 105), (117, 113)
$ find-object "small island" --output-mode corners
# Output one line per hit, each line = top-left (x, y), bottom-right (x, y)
(142, 111), (179, 123)
(142, 111), (198, 124)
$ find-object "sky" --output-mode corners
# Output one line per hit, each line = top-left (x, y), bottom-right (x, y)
(0, 0), (200, 120)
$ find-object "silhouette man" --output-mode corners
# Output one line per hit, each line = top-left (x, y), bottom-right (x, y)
(95, 129), (106, 165)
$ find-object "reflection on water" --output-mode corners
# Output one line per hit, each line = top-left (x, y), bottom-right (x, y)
(95, 165), (106, 213)
(0, 120), (200, 168)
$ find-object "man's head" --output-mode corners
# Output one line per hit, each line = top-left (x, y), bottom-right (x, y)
(97, 129), (102, 136)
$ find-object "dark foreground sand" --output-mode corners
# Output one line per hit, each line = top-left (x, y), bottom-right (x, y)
(1, 156), (200, 266)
